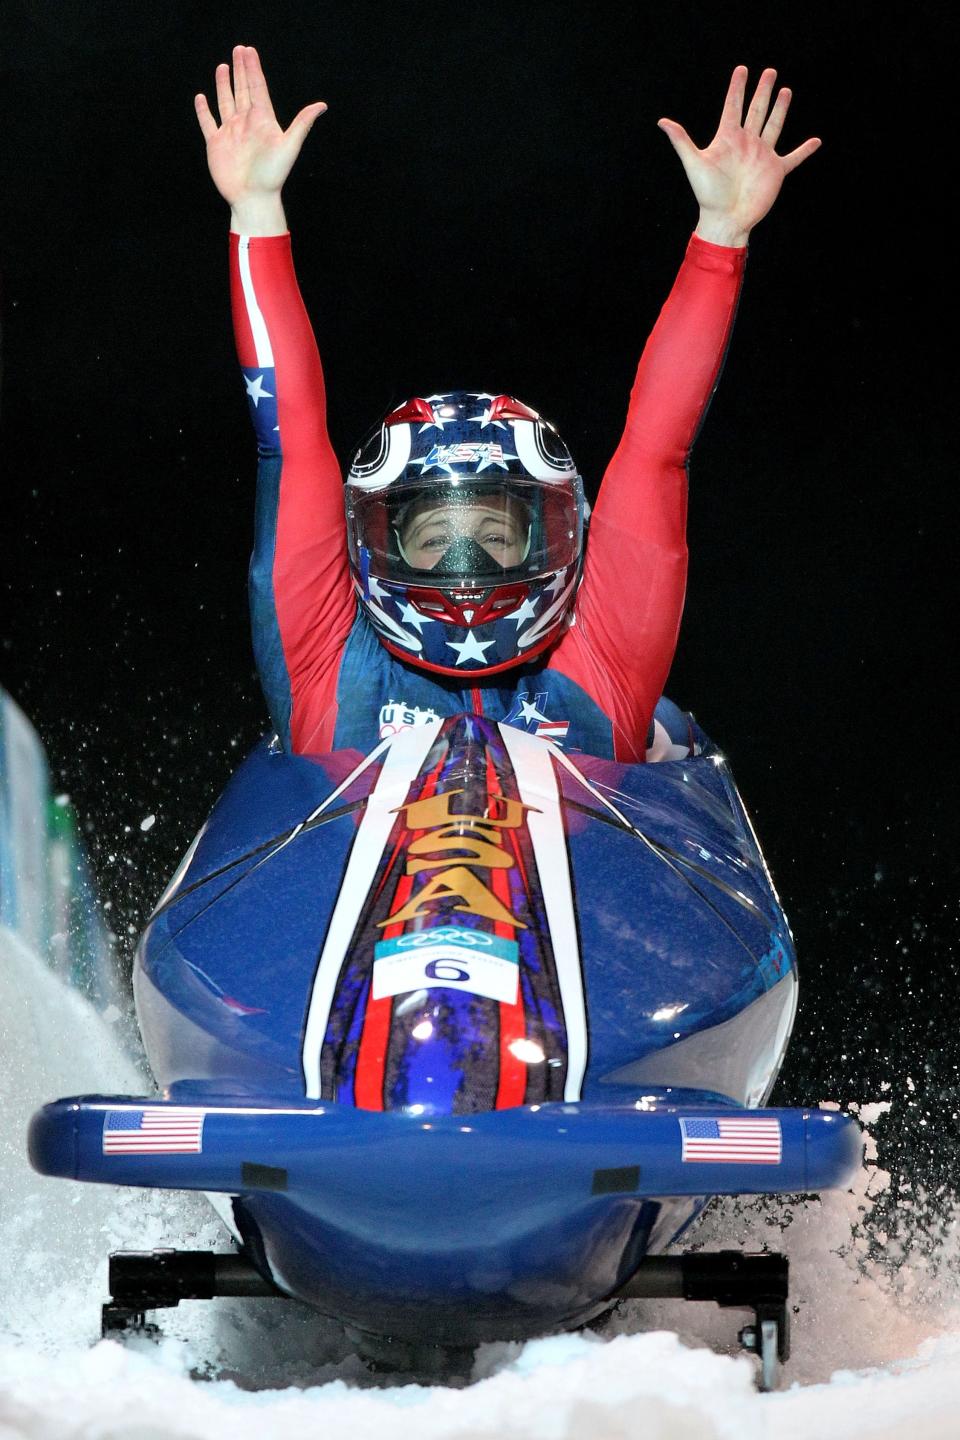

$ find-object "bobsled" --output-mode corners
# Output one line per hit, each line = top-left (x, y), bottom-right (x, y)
(30, 712), (861, 1387)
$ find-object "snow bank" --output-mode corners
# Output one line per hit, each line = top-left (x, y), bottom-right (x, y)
(4, 1329), (960, 1440)
(0, 923), (149, 1351)
(3, 926), (960, 1439)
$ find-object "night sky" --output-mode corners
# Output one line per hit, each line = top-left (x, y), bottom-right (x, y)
(2, 3), (956, 1224)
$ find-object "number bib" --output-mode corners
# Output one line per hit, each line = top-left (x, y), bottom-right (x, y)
(372, 927), (520, 1005)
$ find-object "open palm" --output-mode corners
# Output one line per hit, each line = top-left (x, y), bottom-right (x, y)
(195, 45), (325, 206)
(659, 67), (820, 241)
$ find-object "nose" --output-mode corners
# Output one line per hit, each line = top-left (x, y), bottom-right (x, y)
(436, 535), (504, 575)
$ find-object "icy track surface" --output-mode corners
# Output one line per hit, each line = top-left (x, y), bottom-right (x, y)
(3, 929), (960, 1440)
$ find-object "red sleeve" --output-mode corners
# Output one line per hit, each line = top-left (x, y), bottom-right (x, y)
(231, 233), (355, 753)
(549, 233), (747, 760)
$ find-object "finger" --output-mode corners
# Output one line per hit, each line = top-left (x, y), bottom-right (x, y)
(761, 86), (792, 148)
(744, 67), (777, 135)
(284, 101), (328, 155)
(233, 44), (251, 112)
(782, 136), (822, 174)
(243, 45), (276, 118)
(657, 117), (698, 162)
(214, 62), (235, 123)
(720, 65), (748, 128)
(194, 92), (219, 142)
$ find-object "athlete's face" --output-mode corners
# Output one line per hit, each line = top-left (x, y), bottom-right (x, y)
(399, 496), (529, 571)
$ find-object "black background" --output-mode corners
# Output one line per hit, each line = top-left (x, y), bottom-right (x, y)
(1, 3), (956, 1219)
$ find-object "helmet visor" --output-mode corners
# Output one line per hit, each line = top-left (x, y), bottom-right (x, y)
(348, 477), (582, 585)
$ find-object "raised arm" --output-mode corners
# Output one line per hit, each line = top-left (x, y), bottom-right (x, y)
(562, 68), (819, 760)
(196, 49), (353, 752)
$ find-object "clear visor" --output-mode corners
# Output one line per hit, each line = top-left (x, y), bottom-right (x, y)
(347, 478), (582, 584)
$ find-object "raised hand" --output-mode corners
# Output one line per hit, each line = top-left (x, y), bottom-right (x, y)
(195, 45), (326, 234)
(658, 66), (820, 247)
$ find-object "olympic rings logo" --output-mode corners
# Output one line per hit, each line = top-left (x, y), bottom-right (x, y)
(394, 928), (493, 950)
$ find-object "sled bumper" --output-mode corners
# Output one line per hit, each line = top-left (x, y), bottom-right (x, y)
(29, 1096), (862, 1197)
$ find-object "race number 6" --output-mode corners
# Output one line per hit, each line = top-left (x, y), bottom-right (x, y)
(424, 959), (471, 984)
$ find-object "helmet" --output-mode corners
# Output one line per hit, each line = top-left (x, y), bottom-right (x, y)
(345, 391), (584, 677)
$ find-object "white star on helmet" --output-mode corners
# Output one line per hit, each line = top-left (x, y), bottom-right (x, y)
(509, 595), (539, 626)
(475, 448), (519, 473)
(446, 631), (496, 665)
(467, 406), (509, 431)
(398, 601), (434, 633)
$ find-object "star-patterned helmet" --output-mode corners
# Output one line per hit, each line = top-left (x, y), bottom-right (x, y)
(345, 391), (585, 677)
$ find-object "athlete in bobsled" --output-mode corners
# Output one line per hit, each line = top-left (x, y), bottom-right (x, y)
(195, 50), (819, 762)
(26, 61), (838, 1378)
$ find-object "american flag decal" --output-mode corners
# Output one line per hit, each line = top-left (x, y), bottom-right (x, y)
(102, 1108), (205, 1155)
(535, 720), (569, 744)
(679, 1115), (782, 1164)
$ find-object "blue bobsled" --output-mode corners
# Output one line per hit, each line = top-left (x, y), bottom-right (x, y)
(30, 713), (861, 1369)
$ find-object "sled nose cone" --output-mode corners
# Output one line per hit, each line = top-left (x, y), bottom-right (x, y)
(805, 1105), (865, 1189)
(28, 1099), (79, 1178)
